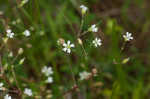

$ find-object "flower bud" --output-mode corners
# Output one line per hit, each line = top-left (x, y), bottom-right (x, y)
(18, 48), (24, 55)
(3, 37), (8, 43)
(122, 57), (130, 64)
(57, 38), (65, 45)
(19, 58), (25, 65)
(77, 38), (83, 45)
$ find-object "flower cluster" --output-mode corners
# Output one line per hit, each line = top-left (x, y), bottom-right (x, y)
(42, 66), (53, 83)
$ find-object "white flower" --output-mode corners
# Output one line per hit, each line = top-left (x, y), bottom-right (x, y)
(62, 40), (75, 54)
(42, 66), (53, 76)
(79, 71), (91, 80)
(24, 88), (32, 96)
(88, 24), (98, 32)
(80, 5), (88, 15)
(92, 37), (102, 47)
(46, 77), (53, 83)
(23, 30), (30, 37)
(4, 94), (11, 99)
(123, 32), (133, 41)
(6, 29), (14, 38)
(0, 82), (4, 90)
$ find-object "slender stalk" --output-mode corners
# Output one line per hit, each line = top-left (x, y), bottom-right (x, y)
(78, 31), (88, 37)
(10, 54), (22, 94)
(81, 44), (88, 58)
(121, 41), (127, 53)
(66, 55), (77, 85)
(77, 15), (84, 37)
(63, 14), (77, 36)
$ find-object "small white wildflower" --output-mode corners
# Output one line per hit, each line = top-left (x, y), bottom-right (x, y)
(0, 82), (4, 90)
(46, 76), (53, 83)
(24, 88), (32, 96)
(62, 40), (75, 54)
(4, 94), (11, 99)
(80, 5), (88, 15)
(23, 30), (30, 37)
(92, 37), (102, 47)
(88, 24), (98, 32)
(42, 66), (53, 76)
(6, 29), (14, 38)
(79, 71), (91, 80)
(123, 32), (133, 41)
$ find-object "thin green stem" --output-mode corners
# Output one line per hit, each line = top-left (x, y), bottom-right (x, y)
(77, 15), (84, 37)
(10, 54), (22, 94)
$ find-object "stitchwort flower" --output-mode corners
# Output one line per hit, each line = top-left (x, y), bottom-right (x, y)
(24, 88), (33, 96)
(123, 32), (133, 41)
(79, 71), (91, 80)
(4, 94), (11, 99)
(42, 66), (53, 76)
(6, 29), (14, 38)
(46, 76), (53, 83)
(0, 82), (4, 90)
(80, 5), (88, 15)
(62, 40), (75, 54)
(92, 37), (102, 47)
(88, 24), (98, 32)
(23, 30), (30, 37)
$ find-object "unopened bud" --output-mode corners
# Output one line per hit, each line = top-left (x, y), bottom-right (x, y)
(19, 58), (25, 65)
(92, 68), (98, 76)
(122, 57), (130, 64)
(18, 48), (24, 55)
(8, 52), (13, 58)
(3, 37), (8, 43)
(57, 38), (65, 45)
(77, 38), (83, 45)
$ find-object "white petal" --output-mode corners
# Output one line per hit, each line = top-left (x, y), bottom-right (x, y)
(70, 44), (75, 48)
(67, 40), (70, 45)
(63, 48), (67, 52)
(67, 49), (71, 53)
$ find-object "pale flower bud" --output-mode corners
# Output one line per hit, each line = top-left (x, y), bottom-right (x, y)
(3, 37), (8, 43)
(80, 5), (88, 15)
(122, 57), (130, 64)
(19, 58), (25, 65)
(92, 68), (98, 76)
(8, 52), (13, 58)
(18, 48), (24, 55)
(57, 38), (65, 45)
(77, 38), (83, 45)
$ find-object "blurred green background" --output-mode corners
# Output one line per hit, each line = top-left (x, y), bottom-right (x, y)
(0, 0), (150, 99)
